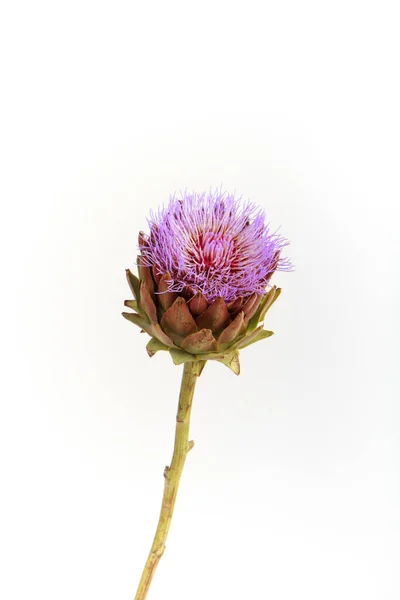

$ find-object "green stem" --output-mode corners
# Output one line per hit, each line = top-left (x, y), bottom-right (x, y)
(133, 361), (199, 600)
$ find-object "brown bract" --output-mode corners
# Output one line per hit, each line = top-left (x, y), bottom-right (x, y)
(123, 263), (281, 375)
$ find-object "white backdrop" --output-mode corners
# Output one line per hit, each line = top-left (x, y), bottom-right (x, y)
(1, 1), (399, 599)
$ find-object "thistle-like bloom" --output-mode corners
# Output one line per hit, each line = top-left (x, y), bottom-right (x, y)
(123, 189), (291, 374)
(142, 190), (290, 302)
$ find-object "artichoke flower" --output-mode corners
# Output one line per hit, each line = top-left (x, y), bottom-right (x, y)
(123, 190), (290, 374)
(123, 190), (291, 600)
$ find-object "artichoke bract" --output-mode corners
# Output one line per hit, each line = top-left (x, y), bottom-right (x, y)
(122, 190), (290, 374)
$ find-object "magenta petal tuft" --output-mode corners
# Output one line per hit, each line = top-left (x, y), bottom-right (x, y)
(139, 189), (291, 303)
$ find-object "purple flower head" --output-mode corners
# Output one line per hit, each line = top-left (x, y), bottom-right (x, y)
(139, 189), (291, 303)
